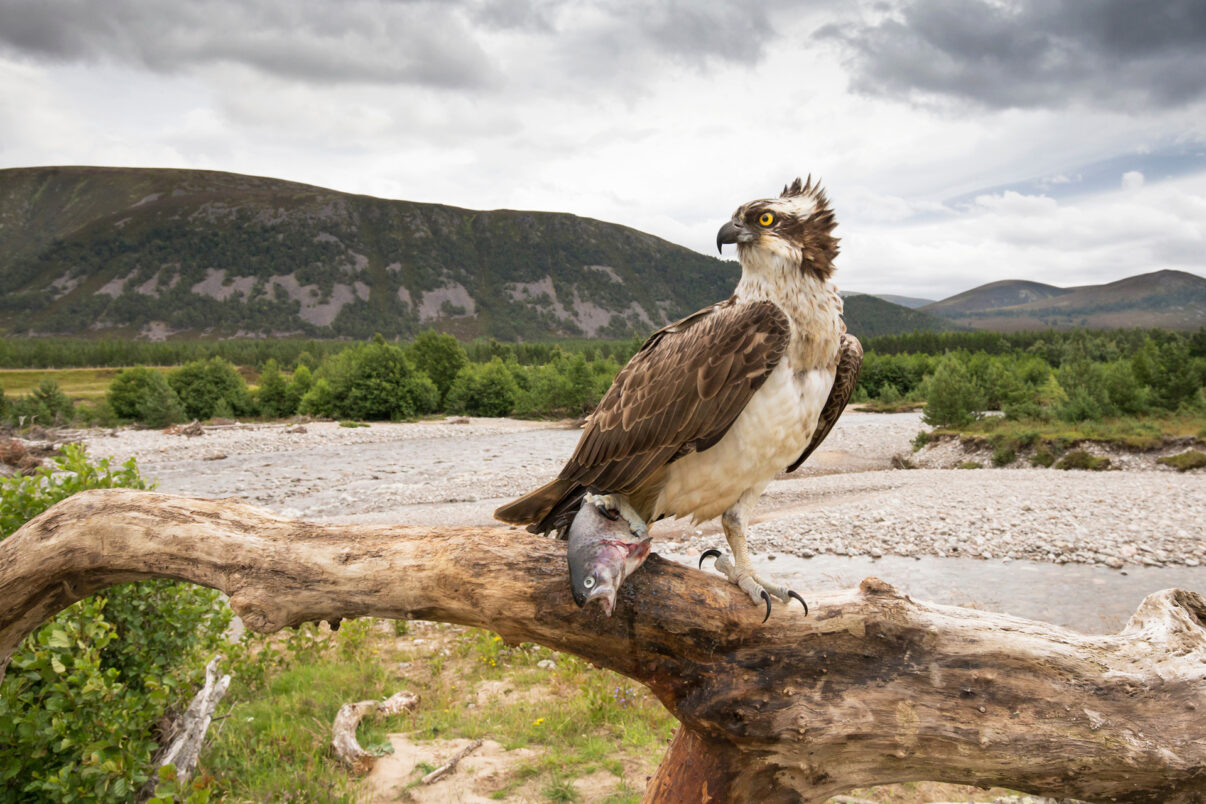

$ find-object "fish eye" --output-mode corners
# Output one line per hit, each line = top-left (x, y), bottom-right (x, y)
(583, 576), (595, 589)
(758, 212), (775, 227)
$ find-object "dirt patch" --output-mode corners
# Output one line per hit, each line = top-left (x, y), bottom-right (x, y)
(473, 679), (557, 707)
(365, 735), (538, 802)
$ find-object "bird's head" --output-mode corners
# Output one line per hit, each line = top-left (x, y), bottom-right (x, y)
(716, 176), (839, 282)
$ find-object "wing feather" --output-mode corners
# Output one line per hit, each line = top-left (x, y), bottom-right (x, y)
(494, 299), (790, 532)
(786, 333), (863, 473)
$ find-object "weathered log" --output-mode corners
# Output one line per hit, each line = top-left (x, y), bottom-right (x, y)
(139, 656), (230, 800)
(2, 488), (1206, 803)
(331, 691), (420, 771)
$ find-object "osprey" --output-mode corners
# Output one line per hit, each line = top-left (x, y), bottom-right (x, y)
(495, 177), (862, 620)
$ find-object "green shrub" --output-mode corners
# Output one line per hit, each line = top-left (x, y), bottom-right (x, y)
(956, 460), (983, 469)
(0, 445), (230, 801)
(254, 359), (293, 419)
(287, 364), (313, 412)
(921, 356), (984, 429)
(298, 377), (335, 417)
(992, 444), (1017, 466)
(6, 378), (77, 427)
(321, 341), (439, 421)
(1055, 449), (1111, 471)
(168, 358), (254, 420)
(876, 382), (902, 404)
(1157, 450), (1206, 472)
(911, 431), (933, 451)
(107, 367), (186, 427)
(1030, 446), (1056, 467)
(446, 358), (520, 417)
(408, 330), (469, 403)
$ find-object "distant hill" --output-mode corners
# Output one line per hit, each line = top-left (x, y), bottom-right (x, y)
(868, 293), (935, 309)
(842, 294), (956, 338)
(0, 166), (949, 342)
(922, 270), (1206, 331)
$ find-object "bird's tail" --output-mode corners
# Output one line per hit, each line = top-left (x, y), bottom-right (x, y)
(494, 478), (580, 531)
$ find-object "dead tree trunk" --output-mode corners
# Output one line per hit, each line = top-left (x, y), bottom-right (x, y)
(2, 488), (1205, 803)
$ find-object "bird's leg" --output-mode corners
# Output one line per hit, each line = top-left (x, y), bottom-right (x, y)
(701, 493), (806, 620)
(583, 493), (648, 540)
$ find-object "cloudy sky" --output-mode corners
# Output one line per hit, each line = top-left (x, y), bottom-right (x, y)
(2, 0), (1205, 300)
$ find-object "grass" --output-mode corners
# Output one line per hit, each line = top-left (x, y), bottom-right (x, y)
(1055, 449), (1112, 471)
(199, 617), (675, 802)
(0, 367), (136, 401)
(936, 411), (1206, 453)
(1157, 450), (1206, 472)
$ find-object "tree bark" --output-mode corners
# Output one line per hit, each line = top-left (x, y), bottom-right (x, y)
(3, 488), (1206, 803)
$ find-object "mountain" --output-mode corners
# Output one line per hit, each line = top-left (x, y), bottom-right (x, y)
(0, 166), (950, 343)
(923, 280), (1070, 316)
(922, 270), (1206, 331)
(841, 294), (956, 338)
(844, 294), (935, 310)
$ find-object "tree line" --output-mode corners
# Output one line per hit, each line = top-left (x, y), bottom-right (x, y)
(1, 328), (1202, 430)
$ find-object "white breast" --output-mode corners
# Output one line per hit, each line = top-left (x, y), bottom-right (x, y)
(654, 361), (835, 523)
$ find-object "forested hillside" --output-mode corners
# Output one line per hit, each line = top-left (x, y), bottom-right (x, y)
(1, 167), (743, 341)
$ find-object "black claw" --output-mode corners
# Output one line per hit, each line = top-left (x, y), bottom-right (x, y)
(760, 590), (771, 623)
(788, 590), (809, 616)
(698, 548), (722, 569)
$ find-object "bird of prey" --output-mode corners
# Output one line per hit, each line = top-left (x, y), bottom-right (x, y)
(495, 177), (862, 620)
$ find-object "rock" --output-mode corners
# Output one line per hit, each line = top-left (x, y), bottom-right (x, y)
(537, 659), (556, 670)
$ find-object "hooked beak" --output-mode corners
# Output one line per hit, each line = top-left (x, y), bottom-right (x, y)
(716, 220), (751, 253)
(584, 584), (617, 617)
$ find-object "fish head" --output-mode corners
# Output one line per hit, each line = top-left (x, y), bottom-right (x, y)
(567, 497), (652, 617)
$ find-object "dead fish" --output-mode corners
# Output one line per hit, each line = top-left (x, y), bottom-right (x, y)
(567, 492), (651, 616)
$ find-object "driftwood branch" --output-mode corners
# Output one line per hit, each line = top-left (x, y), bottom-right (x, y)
(3, 489), (1206, 803)
(331, 691), (420, 771)
(421, 737), (485, 785)
(139, 656), (230, 800)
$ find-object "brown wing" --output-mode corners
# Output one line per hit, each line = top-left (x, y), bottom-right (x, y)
(786, 333), (863, 473)
(493, 299), (790, 532)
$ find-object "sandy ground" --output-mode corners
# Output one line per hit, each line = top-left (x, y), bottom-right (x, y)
(78, 411), (1206, 569)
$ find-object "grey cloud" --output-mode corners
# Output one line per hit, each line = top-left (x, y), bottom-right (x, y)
(0, 0), (787, 93)
(817, 0), (1206, 109)
(0, 0), (496, 88)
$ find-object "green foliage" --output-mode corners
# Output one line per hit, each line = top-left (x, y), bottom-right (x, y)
(1054, 449), (1112, 471)
(319, 342), (439, 421)
(1157, 450), (1206, 472)
(0, 446), (230, 802)
(298, 377), (335, 417)
(408, 330), (469, 402)
(286, 364), (312, 412)
(991, 443), (1017, 466)
(6, 378), (76, 427)
(254, 359), (293, 419)
(168, 358), (254, 420)
(1030, 446), (1057, 467)
(446, 358), (520, 417)
(107, 367), (186, 427)
(921, 356), (985, 428)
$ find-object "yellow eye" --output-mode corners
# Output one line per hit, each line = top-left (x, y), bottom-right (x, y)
(758, 212), (775, 227)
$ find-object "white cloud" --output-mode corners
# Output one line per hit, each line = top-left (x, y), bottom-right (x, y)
(1121, 170), (1146, 190)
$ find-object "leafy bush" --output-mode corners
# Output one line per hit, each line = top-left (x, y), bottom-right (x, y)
(287, 364), (313, 412)
(107, 367), (186, 427)
(5, 378), (77, 427)
(168, 358), (254, 420)
(408, 330), (469, 403)
(1157, 450), (1206, 472)
(1054, 449), (1111, 471)
(254, 358), (293, 419)
(298, 377), (335, 417)
(921, 356), (984, 429)
(0, 445), (230, 801)
(446, 358), (520, 417)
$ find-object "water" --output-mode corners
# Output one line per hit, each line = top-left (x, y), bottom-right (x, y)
(662, 551), (1206, 634)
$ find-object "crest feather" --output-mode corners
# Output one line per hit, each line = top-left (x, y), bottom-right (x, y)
(781, 175), (814, 198)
